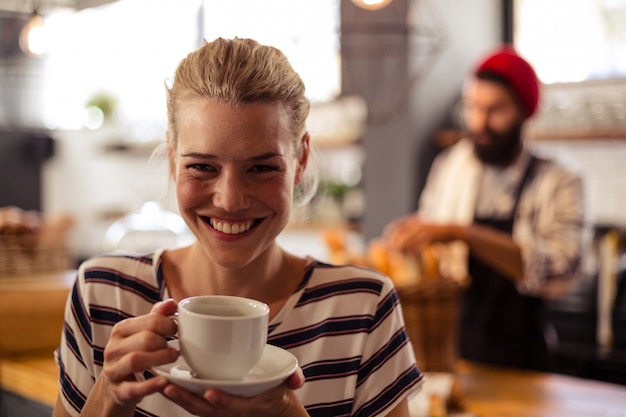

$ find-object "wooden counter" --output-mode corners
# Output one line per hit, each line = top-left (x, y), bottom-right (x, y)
(3, 354), (626, 414)
(0, 351), (59, 407)
(0, 271), (75, 407)
(456, 360), (626, 417)
(0, 270), (75, 354)
(2, 270), (625, 416)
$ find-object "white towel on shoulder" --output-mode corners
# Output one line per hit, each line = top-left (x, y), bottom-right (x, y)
(419, 139), (482, 281)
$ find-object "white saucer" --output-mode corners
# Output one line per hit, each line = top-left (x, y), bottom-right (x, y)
(153, 340), (298, 397)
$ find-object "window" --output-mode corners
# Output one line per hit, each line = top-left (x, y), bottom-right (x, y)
(201, 0), (340, 103)
(514, 0), (626, 84)
(41, 0), (340, 130)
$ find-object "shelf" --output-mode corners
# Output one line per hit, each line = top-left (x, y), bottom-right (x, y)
(529, 130), (626, 141)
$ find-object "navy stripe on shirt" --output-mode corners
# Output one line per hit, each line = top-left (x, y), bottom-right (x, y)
(297, 278), (382, 306)
(90, 304), (132, 326)
(84, 268), (161, 303)
(62, 323), (85, 368)
(355, 367), (424, 417)
(70, 283), (92, 344)
(58, 361), (87, 414)
(302, 356), (361, 381)
(306, 398), (353, 417)
(371, 289), (400, 333)
(357, 327), (409, 388)
(269, 315), (373, 349)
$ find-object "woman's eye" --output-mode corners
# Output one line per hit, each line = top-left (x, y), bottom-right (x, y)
(188, 163), (215, 172)
(251, 164), (278, 173)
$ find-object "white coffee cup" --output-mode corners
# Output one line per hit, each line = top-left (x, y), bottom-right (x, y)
(175, 295), (270, 380)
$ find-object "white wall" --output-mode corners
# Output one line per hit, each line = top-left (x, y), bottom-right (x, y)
(531, 138), (626, 228)
(408, 0), (502, 200)
(358, 0), (502, 238)
(42, 127), (174, 259)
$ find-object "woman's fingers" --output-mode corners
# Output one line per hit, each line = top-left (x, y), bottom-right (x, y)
(104, 321), (180, 386)
(162, 384), (222, 416)
(104, 344), (179, 382)
(161, 368), (304, 417)
(110, 310), (178, 341)
(283, 368), (305, 390)
(114, 376), (170, 404)
(88, 301), (181, 409)
(151, 298), (178, 315)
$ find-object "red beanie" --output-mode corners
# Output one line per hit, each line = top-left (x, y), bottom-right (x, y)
(474, 46), (540, 118)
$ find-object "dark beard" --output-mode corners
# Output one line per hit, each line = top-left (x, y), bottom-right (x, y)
(471, 121), (523, 166)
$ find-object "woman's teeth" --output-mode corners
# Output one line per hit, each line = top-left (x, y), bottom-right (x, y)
(210, 219), (253, 234)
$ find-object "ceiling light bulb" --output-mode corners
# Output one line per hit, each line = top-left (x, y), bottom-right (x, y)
(351, 0), (393, 11)
(19, 12), (47, 56)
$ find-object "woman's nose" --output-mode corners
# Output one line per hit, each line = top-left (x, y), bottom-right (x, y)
(212, 171), (250, 212)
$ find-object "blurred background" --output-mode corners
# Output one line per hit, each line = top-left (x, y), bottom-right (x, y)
(1, 1), (626, 415)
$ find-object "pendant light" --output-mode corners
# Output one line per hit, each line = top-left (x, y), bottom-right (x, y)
(19, 10), (47, 56)
(351, 0), (393, 11)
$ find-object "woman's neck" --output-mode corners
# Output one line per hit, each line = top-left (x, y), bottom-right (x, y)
(162, 242), (307, 310)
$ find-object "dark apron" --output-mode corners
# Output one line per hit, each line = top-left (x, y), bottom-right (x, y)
(459, 155), (548, 370)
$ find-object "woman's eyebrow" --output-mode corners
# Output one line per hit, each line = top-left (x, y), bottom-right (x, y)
(249, 152), (282, 161)
(180, 152), (283, 161)
(180, 152), (214, 159)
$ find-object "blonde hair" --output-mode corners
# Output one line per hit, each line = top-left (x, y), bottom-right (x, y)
(166, 37), (317, 204)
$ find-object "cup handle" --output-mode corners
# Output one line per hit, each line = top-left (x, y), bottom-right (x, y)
(167, 313), (179, 337)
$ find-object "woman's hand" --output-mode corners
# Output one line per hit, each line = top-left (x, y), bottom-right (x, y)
(81, 299), (180, 416)
(161, 367), (308, 417)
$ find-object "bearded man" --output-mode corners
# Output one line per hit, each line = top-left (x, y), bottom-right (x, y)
(384, 47), (584, 370)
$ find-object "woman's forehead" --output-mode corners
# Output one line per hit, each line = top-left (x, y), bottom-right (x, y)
(178, 99), (290, 130)
(174, 100), (295, 155)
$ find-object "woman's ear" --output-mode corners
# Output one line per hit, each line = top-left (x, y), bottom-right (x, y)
(295, 133), (310, 185)
(166, 132), (177, 180)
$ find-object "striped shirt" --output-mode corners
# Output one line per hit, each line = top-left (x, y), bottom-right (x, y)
(55, 250), (423, 416)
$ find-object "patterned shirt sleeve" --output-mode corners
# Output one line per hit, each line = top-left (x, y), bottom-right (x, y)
(514, 160), (585, 297)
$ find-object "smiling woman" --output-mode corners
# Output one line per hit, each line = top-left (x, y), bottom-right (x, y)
(52, 37), (422, 417)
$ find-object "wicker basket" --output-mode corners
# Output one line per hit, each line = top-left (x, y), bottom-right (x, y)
(318, 232), (465, 372)
(0, 236), (72, 277)
(397, 278), (464, 373)
(0, 211), (74, 278)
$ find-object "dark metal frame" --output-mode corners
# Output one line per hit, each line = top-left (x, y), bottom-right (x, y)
(502, 0), (514, 44)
